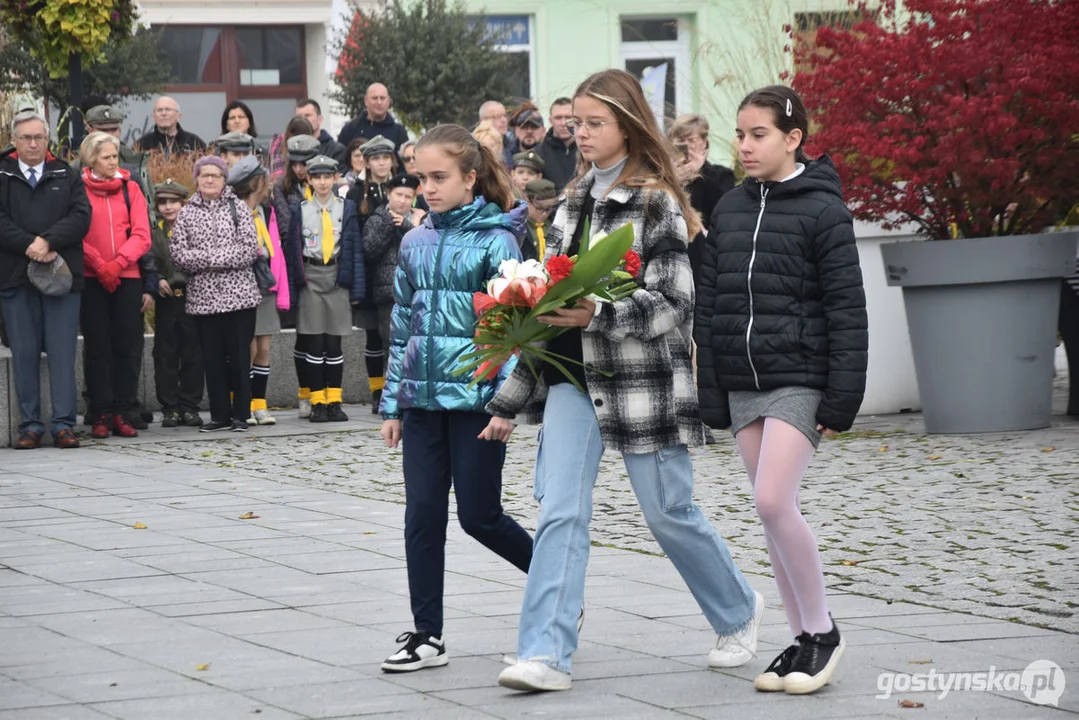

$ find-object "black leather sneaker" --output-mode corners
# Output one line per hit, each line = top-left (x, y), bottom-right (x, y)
(784, 621), (846, 694)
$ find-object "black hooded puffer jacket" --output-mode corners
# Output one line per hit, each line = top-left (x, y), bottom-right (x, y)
(694, 155), (868, 432)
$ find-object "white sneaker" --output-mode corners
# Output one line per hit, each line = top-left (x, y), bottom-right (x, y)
(253, 409), (277, 425)
(381, 631), (448, 673)
(298, 398), (312, 419)
(708, 590), (764, 668)
(501, 606), (584, 666)
(498, 660), (571, 692)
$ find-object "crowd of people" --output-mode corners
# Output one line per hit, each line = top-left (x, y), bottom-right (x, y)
(0, 73), (872, 698)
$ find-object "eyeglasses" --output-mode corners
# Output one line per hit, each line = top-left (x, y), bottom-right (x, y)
(565, 118), (616, 136)
(154, 107), (179, 115)
(198, 173), (225, 180)
(403, 155), (416, 163)
(15, 134), (47, 144)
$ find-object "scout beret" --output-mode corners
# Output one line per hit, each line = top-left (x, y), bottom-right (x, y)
(287, 134), (320, 161)
(227, 156), (266, 186)
(153, 179), (189, 200)
(512, 150), (545, 172)
(85, 105), (123, 129)
(360, 134), (396, 158)
(216, 131), (256, 154)
(305, 155), (340, 175)
(387, 173), (420, 191)
(525, 178), (556, 200)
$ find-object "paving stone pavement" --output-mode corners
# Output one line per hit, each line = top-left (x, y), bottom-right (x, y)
(0, 391), (1076, 719)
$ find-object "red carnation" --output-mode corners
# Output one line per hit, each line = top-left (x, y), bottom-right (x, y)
(623, 250), (641, 278)
(546, 255), (574, 284)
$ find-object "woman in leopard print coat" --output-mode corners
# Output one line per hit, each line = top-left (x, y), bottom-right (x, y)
(169, 156), (260, 431)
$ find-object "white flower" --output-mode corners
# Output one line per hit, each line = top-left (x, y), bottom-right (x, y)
(488, 258), (548, 296)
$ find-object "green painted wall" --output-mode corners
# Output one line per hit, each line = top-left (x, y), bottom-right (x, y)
(465, 0), (860, 164)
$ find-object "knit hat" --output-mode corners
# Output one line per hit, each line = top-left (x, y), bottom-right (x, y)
(287, 134), (320, 162)
(193, 155), (228, 183)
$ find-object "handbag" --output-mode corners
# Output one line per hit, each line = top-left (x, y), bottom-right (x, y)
(252, 250), (276, 294)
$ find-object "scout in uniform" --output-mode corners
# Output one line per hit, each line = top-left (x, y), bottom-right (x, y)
(286, 155), (365, 422)
(215, 131), (257, 169)
(522, 178), (557, 262)
(511, 149), (546, 198)
(150, 180), (204, 428)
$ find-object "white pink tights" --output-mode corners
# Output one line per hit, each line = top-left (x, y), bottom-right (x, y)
(736, 417), (833, 637)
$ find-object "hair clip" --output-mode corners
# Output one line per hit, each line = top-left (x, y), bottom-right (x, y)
(785, 98), (793, 117)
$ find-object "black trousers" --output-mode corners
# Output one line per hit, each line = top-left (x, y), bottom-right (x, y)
(80, 277), (144, 417)
(195, 308), (257, 424)
(1061, 282), (1079, 416)
(402, 408), (533, 636)
(154, 293), (204, 413)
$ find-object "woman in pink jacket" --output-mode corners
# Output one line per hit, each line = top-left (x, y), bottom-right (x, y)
(79, 132), (152, 440)
(170, 155), (261, 432)
(226, 156), (290, 425)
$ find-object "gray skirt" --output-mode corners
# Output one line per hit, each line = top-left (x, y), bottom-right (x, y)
(297, 263), (352, 336)
(254, 294), (281, 336)
(729, 386), (824, 448)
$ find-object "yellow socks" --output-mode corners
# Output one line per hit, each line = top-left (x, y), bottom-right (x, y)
(251, 398), (268, 412)
(326, 388), (343, 404)
(310, 389), (327, 405)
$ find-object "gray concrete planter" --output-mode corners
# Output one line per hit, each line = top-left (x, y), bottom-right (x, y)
(881, 232), (1078, 433)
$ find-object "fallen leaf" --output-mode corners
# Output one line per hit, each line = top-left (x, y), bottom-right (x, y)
(841, 559), (860, 566)
(879, 445), (889, 452)
(195, 663), (210, 671)
(132, 522), (147, 530)
(908, 659), (933, 665)
(109, 682), (118, 687)
(1022, 496), (1034, 501)
(238, 512), (259, 520)
(898, 699), (924, 708)
(927, 455), (942, 460)
(1041, 447), (1055, 453)
(363, 531), (377, 535)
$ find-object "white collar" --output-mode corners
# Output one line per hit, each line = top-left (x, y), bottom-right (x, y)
(779, 163), (806, 183)
(18, 158), (45, 177)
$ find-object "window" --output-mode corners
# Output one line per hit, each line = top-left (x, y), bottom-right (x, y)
(159, 27), (223, 85)
(620, 16), (692, 130)
(154, 25), (306, 98)
(469, 14), (534, 102)
(236, 27), (304, 86)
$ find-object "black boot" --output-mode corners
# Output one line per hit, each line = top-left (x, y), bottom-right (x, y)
(310, 403), (329, 423)
(326, 402), (349, 422)
(783, 620), (845, 695)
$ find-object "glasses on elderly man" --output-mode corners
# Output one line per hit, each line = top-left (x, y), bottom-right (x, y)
(15, 134), (47, 145)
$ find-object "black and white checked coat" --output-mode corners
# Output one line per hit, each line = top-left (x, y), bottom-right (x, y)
(486, 170), (705, 454)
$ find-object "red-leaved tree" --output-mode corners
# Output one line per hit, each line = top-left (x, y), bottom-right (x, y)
(793, 0), (1079, 240)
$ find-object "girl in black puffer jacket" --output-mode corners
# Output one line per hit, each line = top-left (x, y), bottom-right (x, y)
(694, 86), (868, 696)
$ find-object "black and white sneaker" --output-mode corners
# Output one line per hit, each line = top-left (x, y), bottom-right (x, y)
(381, 631), (448, 673)
(754, 636), (805, 692)
(783, 620), (846, 694)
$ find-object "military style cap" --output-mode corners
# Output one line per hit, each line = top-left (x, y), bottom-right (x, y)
(216, 131), (255, 154)
(525, 178), (556, 201)
(287, 134), (320, 161)
(514, 109), (544, 128)
(360, 134), (396, 158)
(153, 179), (189, 200)
(27, 255), (72, 296)
(305, 155), (340, 176)
(512, 150), (545, 172)
(85, 105), (124, 129)
(227, 156), (267, 186)
(387, 173), (420, 191)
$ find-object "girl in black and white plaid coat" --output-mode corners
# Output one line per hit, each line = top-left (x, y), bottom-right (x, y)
(490, 69), (762, 693)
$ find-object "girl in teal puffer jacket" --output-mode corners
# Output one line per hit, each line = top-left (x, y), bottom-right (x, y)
(378, 124), (533, 674)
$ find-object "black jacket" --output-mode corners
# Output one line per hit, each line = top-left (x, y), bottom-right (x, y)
(137, 124), (206, 155)
(360, 205), (407, 306)
(317, 130), (348, 168)
(694, 156), (868, 432)
(690, 161), (735, 234)
(536, 130), (578, 193)
(337, 111), (409, 150)
(0, 149), (92, 291)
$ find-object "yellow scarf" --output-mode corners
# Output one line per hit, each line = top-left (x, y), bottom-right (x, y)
(320, 206), (335, 264)
(536, 224), (546, 261)
(253, 209), (273, 258)
(303, 183), (313, 202)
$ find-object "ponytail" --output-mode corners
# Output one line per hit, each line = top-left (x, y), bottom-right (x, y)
(417, 124), (517, 213)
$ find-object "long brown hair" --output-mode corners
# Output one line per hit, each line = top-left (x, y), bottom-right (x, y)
(569, 69), (701, 236)
(416, 124), (516, 213)
(360, 151), (400, 216)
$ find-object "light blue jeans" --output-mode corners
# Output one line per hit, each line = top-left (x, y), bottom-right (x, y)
(517, 384), (756, 673)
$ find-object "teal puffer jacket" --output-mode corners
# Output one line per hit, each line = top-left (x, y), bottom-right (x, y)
(380, 196), (527, 418)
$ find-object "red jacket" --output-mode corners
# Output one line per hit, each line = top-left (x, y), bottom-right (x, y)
(81, 167), (151, 279)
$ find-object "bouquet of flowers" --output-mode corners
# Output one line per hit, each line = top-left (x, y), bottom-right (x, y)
(456, 221), (641, 391)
